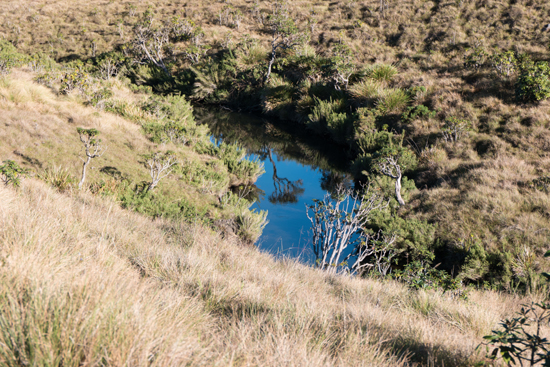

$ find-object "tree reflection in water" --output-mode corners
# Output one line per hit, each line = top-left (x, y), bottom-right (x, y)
(266, 148), (304, 204)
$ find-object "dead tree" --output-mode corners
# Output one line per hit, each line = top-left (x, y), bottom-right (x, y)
(352, 231), (397, 276)
(306, 187), (387, 274)
(378, 155), (406, 206)
(143, 151), (178, 192)
(77, 128), (106, 190)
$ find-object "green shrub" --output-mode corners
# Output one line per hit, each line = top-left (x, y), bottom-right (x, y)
(479, 302), (550, 366)
(367, 209), (435, 261)
(180, 159), (229, 195)
(464, 46), (487, 70)
(60, 68), (90, 95)
(393, 261), (466, 299)
(0, 160), (28, 187)
(120, 188), (208, 221)
(515, 60), (550, 102)
(236, 208), (268, 243)
(214, 143), (265, 183)
(401, 104), (436, 123)
(0, 40), (29, 75)
(442, 116), (470, 142)
(458, 235), (490, 283)
(307, 97), (352, 143)
(490, 50), (517, 78)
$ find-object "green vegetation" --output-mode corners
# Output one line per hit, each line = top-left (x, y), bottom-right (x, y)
(2, 0), (550, 364)
(0, 160), (27, 187)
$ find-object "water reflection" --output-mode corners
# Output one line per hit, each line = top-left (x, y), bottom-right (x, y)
(266, 148), (304, 204)
(196, 107), (353, 263)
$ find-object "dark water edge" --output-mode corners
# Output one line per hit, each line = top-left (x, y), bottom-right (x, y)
(195, 107), (354, 263)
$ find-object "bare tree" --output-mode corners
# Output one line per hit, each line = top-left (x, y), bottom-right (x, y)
(77, 128), (106, 190)
(352, 231), (397, 276)
(143, 151), (178, 192)
(306, 187), (387, 274)
(378, 155), (406, 206)
(132, 18), (171, 76)
(264, 0), (307, 83)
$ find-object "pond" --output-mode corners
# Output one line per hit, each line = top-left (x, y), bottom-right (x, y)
(196, 108), (354, 264)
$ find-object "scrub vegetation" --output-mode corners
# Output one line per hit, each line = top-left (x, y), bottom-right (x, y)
(1, 0), (550, 364)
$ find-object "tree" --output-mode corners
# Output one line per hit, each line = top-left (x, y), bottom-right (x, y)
(306, 187), (387, 274)
(142, 151), (178, 192)
(96, 52), (125, 80)
(77, 128), (106, 190)
(132, 23), (170, 76)
(367, 144), (417, 207)
(264, 0), (307, 83)
(329, 42), (354, 90)
(352, 231), (397, 276)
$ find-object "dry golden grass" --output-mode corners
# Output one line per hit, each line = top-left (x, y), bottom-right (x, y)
(0, 179), (545, 366)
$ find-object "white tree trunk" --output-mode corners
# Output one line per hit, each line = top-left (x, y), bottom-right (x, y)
(79, 156), (91, 190)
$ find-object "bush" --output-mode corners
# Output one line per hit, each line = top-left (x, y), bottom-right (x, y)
(515, 60), (550, 102)
(367, 209), (436, 261)
(479, 302), (550, 366)
(393, 261), (465, 299)
(464, 46), (487, 70)
(442, 116), (470, 142)
(120, 187), (208, 221)
(0, 160), (28, 187)
(307, 97), (352, 143)
(60, 68), (90, 95)
(401, 104), (436, 123)
(0, 40), (29, 75)
(236, 208), (268, 243)
(214, 143), (264, 183)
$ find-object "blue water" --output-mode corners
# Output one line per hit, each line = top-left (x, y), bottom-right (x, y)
(198, 108), (352, 264)
(251, 154), (327, 263)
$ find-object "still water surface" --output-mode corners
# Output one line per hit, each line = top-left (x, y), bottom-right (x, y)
(196, 107), (353, 264)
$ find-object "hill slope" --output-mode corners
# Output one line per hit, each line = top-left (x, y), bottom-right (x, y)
(0, 179), (535, 366)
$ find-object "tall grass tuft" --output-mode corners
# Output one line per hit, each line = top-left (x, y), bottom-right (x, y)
(376, 88), (411, 114)
(349, 79), (383, 102)
(39, 166), (76, 192)
(364, 64), (398, 84)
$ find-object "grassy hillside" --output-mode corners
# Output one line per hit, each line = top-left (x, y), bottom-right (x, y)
(1, 0), (549, 288)
(0, 178), (540, 366)
(0, 66), (266, 243)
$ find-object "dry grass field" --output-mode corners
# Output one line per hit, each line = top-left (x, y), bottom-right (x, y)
(0, 178), (542, 366)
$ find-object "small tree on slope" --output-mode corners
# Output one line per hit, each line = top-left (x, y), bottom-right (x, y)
(77, 128), (106, 190)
